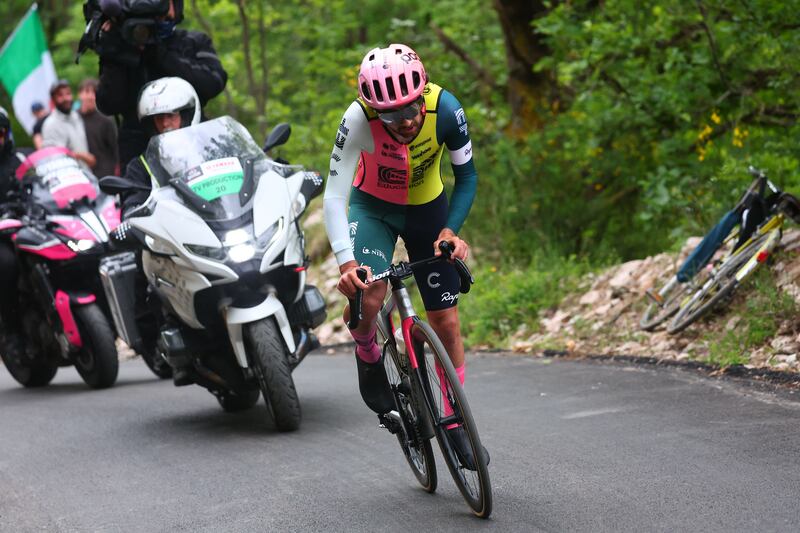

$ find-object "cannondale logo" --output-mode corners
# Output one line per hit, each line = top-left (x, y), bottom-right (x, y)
(427, 272), (441, 288)
(377, 165), (407, 186)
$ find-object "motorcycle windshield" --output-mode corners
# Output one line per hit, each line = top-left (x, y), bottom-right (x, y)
(143, 116), (271, 221)
(20, 147), (98, 210)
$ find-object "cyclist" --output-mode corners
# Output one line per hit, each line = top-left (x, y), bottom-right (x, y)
(323, 44), (486, 468)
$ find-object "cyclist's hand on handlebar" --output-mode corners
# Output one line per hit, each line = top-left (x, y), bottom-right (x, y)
(434, 228), (469, 261)
(337, 261), (371, 298)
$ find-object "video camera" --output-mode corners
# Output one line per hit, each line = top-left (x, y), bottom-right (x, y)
(76, 0), (170, 63)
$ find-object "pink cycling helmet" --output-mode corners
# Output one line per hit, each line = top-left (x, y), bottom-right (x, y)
(358, 44), (427, 110)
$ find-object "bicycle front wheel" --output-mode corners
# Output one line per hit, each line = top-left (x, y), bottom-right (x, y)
(411, 319), (492, 518)
(378, 317), (437, 493)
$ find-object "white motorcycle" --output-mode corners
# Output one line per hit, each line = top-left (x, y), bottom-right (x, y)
(99, 117), (326, 431)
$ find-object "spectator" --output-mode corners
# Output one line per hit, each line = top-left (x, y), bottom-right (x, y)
(41, 80), (96, 169)
(30, 101), (49, 149)
(96, 0), (227, 168)
(78, 78), (119, 176)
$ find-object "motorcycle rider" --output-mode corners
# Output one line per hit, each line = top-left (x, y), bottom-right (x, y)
(96, 0), (227, 168)
(323, 44), (486, 469)
(119, 76), (201, 385)
(119, 76), (200, 216)
(0, 107), (28, 359)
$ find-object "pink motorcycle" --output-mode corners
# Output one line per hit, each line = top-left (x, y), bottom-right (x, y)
(0, 147), (121, 388)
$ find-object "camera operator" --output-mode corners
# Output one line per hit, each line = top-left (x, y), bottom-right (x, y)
(95, 0), (227, 168)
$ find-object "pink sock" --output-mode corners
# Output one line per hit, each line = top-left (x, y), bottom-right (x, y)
(351, 327), (380, 364)
(436, 363), (465, 429)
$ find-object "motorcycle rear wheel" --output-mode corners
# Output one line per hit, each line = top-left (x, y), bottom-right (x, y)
(0, 350), (58, 387)
(246, 317), (301, 431)
(73, 304), (119, 389)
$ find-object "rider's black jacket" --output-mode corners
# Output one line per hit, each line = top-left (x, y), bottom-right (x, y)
(96, 29), (227, 169)
(0, 144), (23, 200)
(120, 156), (150, 219)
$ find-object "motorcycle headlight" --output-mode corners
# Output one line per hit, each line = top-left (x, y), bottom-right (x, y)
(67, 239), (96, 252)
(185, 244), (227, 261)
(228, 243), (256, 263)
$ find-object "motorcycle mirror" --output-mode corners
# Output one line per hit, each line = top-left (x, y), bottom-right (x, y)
(263, 123), (291, 153)
(99, 176), (150, 195)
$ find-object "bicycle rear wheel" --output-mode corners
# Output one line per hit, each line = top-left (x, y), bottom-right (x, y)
(410, 319), (492, 518)
(378, 317), (437, 493)
(667, 230), (774, 334)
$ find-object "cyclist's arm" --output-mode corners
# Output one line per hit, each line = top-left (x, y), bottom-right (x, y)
(437, 90), (478, 234)
(323, 101), (374, 267)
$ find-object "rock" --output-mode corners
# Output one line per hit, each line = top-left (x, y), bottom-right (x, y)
(770, 336), (800, 354)
(512, 341), (534, 353)
(116, 338), (137, 361)
(579, 289), (608, 306)
(542, 310), (571, 334)
(725, 316), (741, 331)
(608, 260), (644, 289)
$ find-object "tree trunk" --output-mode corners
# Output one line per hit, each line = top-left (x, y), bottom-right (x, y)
(492, 0), (557, 135)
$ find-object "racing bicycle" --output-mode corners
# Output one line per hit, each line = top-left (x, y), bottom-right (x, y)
(348, 241), (492, 518)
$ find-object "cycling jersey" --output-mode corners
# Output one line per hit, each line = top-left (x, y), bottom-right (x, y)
(324, 82), (478, 266)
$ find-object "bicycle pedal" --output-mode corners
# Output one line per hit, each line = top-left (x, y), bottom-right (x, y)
(378, 411), (402, 434)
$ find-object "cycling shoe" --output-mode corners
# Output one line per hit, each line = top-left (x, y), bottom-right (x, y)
(446, 425), (490, 471)
(355, 351), (395, 414)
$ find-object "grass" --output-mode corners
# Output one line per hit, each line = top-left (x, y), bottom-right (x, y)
(705, 266), (798, 368)
(457, 254), (591, 347)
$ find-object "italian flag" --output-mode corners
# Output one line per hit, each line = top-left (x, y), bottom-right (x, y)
(0, 4), (57, 135)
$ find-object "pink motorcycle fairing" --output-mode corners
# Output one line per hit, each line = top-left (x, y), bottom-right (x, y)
(0, 219), (22, 232)
(17, 147), (98, 209)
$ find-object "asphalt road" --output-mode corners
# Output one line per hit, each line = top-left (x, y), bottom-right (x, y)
(1, 352), (799, 532)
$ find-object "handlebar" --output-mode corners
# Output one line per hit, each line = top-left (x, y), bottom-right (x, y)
(347, 241), (474, 330)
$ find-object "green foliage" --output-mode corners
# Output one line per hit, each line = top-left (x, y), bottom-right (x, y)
(517, 0), (800, 260)
(706, 267), (798, 368)
(2, 0), (797, 272)
(457, 253), (590, 346)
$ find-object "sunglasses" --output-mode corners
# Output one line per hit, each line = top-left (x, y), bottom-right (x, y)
(377, 99), (424, 124)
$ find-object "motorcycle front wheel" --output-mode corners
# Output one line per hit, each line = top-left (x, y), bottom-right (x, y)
(245, 317), (301, 431)
(73, 304), (119, 389)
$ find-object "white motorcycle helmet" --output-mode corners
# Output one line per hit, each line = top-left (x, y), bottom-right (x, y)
(137, 76), (201, 134)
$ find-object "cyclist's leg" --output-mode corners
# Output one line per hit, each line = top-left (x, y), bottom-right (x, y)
(402, 192), (465, 406)
(402, 192), (464, 365)
(347, 189), (403, 413)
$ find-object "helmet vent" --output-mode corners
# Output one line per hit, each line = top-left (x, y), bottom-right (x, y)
(369, 53), (376, 61)
(361, 82), (371, 99)
(412, 71), (421, 89)
(385, 78), (397, 101)
(398, 74), (408, 96)
(372, 80), (384, 102)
